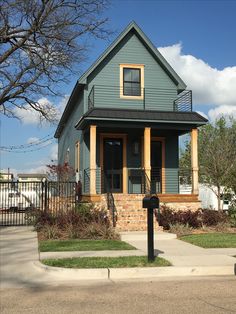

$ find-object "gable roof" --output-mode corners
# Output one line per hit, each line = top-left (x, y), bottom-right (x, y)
(78, 21), (187, 90)
(54, 21), (187, 138)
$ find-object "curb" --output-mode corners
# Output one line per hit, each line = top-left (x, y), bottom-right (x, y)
(34, 261), (236, 281)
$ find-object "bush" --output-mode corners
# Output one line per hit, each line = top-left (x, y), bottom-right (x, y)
(228, 200), (236, 227)
(158, 205), (230, 230)
(31, 203), (119, 240)
(201, 209), (229, 226)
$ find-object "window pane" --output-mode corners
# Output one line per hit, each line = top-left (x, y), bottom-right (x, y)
(124, 82), (141, 96)
(123, 68), (132, 81)
(131, 69), (140, 83)
(132, 83), (141, 96)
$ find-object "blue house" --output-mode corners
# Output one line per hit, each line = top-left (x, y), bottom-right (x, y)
(55, 22), (207, 231)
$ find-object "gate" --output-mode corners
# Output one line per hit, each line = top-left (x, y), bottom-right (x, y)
(0, 181), (77, 226)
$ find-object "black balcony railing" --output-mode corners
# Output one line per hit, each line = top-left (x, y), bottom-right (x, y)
(88, 85), (192, 112)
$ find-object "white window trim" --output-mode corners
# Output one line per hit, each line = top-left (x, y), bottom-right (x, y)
(119, 64), (144, 100)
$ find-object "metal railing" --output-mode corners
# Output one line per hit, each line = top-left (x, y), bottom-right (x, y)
(83, 167), (193, 196)
(88, 85), (192, 112)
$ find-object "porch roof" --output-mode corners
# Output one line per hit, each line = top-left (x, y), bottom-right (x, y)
(75, 108), (208, 130)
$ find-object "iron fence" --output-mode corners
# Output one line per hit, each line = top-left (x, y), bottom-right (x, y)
(0, 181), (78, 226)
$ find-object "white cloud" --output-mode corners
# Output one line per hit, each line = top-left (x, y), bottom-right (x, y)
(13, 97), (58, 126)
(27, 137), (39, 144)
(208, 105), (236, 121)
(158, 43), (236, 107)
(49, 144), (58, 162)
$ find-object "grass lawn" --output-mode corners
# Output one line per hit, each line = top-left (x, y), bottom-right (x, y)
(39, 239), (136, 252)
(180, 233), (236, 248)
(42, 256), (171, 268)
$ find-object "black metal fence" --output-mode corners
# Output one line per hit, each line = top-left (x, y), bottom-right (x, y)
(88, 85), (192, 112)
(0, 181), (78, 226)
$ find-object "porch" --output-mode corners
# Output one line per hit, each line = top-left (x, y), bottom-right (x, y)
(80, 125), (199, 201)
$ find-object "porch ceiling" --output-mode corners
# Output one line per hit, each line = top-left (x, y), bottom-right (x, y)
(75, 108), (208, 132)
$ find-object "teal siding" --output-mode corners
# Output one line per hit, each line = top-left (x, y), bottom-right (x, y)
(165, 135), (179, 194)
(58, 93), (84, 178)
(86, 32), (177, 112)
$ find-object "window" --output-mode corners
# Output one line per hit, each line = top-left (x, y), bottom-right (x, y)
(123, 68), (141, 96)
(120, 64), (144, 99)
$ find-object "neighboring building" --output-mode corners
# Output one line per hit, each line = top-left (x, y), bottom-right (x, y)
(17, 173), (48, 182)
(0, 172), (14, 182)
(55, 22), (208, 231)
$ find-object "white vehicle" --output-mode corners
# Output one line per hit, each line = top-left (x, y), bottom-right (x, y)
(0, 189), (35, 211)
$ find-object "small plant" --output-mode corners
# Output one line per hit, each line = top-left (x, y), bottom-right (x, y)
(41, 224), (61, 240)
(169, 223), (193, 236)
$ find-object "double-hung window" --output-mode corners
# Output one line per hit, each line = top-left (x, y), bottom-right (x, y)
(120, 64), (144, 99)
(123, 68), (141, 96)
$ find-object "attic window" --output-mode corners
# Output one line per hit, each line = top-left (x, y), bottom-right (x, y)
(123, 68), (141, 96)
(120, 64), (144, 99)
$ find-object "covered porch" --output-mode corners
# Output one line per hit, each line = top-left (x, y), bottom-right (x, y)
(76, 109), (205, 202)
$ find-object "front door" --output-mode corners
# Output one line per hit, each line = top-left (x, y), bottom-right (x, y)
(151, 141), (162, 193)
(104, 139), (123, 192)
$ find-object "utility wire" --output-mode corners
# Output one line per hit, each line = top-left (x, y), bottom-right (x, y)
(0, 133), (55, 150)
(0, 141), (54, 153)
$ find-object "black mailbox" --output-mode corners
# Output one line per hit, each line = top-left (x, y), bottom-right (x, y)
(142, 196), (159, 209)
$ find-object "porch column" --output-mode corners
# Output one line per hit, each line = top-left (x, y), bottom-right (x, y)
(90, 125), (97, 195)
(191, 128), (199, 194)
(144, 127), (151, 193)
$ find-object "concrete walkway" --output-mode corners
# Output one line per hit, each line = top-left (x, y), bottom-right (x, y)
(0, 227), (235, 288)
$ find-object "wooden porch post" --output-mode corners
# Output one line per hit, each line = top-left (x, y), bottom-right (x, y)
(191, 128), (199, 194)
(144, 127), (151, 193)
(90, 125), (97, 195)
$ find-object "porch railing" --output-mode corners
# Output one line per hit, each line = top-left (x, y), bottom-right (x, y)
(88, 85), (192, 112)
(83, 167), (193, 195)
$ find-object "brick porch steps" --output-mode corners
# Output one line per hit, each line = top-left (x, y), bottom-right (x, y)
(91, 193), (201, 232)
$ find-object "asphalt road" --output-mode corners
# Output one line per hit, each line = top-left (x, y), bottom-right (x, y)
(1, 277), (236, 314)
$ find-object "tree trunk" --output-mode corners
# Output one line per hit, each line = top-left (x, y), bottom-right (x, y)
(217, 185), (222, 211)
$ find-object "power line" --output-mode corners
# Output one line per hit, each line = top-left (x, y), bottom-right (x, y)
(0, 141), (55, 153)
(0, 133), (55, 150)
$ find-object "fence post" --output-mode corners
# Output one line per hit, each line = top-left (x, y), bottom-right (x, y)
(44, 180), (48, 211)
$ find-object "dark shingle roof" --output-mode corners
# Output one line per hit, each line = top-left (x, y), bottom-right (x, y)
(75, 108), (208, 129)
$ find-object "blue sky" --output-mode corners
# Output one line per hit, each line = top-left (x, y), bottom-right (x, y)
(1, 0), (236, 176)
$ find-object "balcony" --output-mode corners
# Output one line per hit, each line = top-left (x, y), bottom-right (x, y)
(88, 85), (192, 112)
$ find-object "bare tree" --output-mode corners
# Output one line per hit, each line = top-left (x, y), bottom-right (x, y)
(0, 0), (110, 122)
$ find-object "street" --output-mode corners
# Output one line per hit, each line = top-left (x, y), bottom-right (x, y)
(1, 277), (236, 314)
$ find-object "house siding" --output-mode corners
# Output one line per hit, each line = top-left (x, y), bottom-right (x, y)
(86, 32), (177, 112)
(165, 135), (179, 193)
(58, 92), (84, 177)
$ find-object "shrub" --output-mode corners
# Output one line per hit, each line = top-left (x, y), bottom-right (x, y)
(157, 205), (230, 230)
(201, 209), (229, 226)
(158, 205), (202, 230)
(31, 203), (119, 240)
(228, 200), (236, 227)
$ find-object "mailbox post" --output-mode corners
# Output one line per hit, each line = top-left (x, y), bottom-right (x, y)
(142, 196), (160, 262)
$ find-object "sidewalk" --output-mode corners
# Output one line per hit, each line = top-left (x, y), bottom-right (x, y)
(0, 227), (235, 288)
